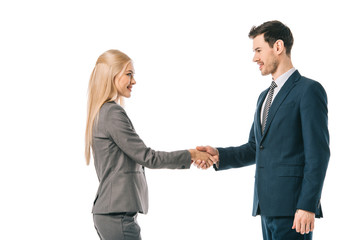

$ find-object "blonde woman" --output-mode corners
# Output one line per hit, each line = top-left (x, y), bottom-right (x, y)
(85, 49), (213, 240)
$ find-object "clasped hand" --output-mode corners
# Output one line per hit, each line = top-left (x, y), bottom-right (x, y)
(189, 146), (219, 169)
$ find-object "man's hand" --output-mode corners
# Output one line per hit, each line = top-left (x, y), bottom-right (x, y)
(193, 145), (219, 169)
(188, 149), (213, 168)
(292, 209), (315, 235)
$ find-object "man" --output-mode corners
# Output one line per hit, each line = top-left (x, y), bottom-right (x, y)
(196, 20), (330, 240)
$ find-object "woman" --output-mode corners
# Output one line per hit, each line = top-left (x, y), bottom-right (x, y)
(85, 49), (213, 240)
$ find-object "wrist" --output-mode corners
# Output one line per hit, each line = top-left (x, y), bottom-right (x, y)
(188, 149), (196, 160)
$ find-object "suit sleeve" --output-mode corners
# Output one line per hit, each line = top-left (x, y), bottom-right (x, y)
(105, 104), (192, 169)
(296, 82), (330, 213)
(216, 122), (256, 171)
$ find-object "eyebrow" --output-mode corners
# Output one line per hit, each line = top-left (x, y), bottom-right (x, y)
(127, 70), (134, 73)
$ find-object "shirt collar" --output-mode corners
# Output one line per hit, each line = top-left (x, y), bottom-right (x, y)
(273, 67), (296, 89)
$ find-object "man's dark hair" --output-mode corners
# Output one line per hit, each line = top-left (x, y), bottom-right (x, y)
(248, 20), (294, 56)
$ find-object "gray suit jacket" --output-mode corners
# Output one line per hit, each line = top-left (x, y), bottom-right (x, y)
(92, 101), (191, 214)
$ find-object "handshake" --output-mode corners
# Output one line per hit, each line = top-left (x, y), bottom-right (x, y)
(189, 146), (219, 169)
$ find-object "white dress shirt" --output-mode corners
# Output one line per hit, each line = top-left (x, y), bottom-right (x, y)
(260, 68), (296, 125)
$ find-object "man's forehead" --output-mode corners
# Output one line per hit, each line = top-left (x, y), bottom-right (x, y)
(253, 34), (265, 43)
(252, 34), (266, 48)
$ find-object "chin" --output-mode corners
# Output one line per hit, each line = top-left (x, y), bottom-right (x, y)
(121, 91), (131, 98)
(261, 70), (270, 76)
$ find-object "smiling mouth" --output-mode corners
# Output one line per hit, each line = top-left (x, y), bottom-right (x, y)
(258, 62), (264, 70)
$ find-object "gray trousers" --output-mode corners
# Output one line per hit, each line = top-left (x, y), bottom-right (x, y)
(93, 213), (141, 240)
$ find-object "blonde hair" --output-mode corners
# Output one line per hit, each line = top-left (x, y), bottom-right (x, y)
(85, 49), (131, 165)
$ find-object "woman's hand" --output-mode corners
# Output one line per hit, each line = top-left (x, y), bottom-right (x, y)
(189, 149), (216, 169)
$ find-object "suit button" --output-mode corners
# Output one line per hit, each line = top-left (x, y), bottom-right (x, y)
(260, 146), (264, 150)
(181, 165), (185, 169)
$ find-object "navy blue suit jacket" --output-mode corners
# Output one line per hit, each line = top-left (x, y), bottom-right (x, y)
(217, 70), (330, 218)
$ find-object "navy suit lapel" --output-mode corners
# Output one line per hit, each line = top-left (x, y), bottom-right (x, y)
(261, 70), (301, 140)
(256, 90), (268, 137)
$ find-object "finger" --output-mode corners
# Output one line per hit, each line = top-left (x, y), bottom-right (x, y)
(197, 145), (217, 156)
(209, 156), (218, 164)
(206, 159), (212, 168)
(292, 217), (296, 230)
(203, 162), (210, 169)
(310, 221), (315, 232)
(300, 221), (306, 235)
(305, 221), (311, 234)
(206, 159), (213, 168)
(295, 219), (301, 233)
(193, 160), (201, 167)
(201, 162), (209, 170)
(196, 146), (206, 151)
(206, 146), (216, 155)
(195, 160), (203, 169)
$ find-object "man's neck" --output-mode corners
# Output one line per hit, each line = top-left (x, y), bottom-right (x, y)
(272, 60), (294, 80)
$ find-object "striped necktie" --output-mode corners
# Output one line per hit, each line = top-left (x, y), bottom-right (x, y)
(262, 81), (277, 134)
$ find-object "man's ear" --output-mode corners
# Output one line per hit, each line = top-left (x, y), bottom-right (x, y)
(274, 40), (285, 55)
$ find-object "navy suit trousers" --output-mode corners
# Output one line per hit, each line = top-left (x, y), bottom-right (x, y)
(261, 216), (312, 240)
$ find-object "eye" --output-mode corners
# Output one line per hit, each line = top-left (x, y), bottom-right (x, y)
(127, 73), (133, 78)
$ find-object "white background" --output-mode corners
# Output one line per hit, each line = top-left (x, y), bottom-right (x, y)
(1, 0), (359, 239)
